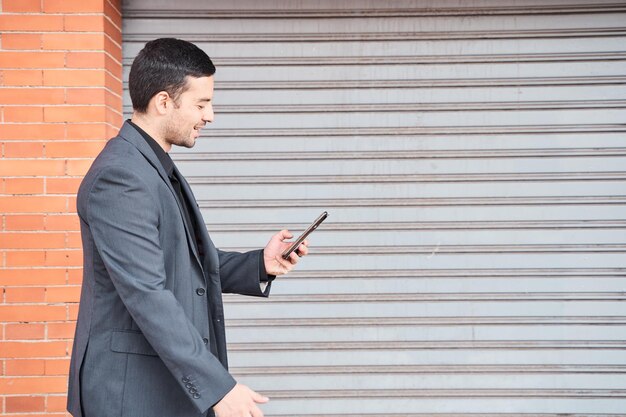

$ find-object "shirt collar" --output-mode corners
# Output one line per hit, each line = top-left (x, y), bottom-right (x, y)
(127, 119), (175, 177)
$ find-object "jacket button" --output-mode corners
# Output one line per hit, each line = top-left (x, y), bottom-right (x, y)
(196, 288), (206, 296)
(193, 393), (201, 399)
(203, 338), (209, 345)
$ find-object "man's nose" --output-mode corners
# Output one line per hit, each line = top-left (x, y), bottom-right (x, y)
(203, 105), (214, 123)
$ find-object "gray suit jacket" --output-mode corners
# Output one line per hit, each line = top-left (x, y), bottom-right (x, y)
(67, 122), (271, 417)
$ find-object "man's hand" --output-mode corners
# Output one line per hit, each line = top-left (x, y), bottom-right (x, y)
(263, 229), (309, 276)
(213, 383), (269, 417)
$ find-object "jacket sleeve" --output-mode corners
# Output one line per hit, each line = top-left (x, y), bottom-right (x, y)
(218, 249), (272, 297)
(83, 165), (235, 413)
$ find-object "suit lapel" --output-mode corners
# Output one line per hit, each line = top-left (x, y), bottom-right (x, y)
(117, 122), (204, 272)
(174, 165), (220, 276)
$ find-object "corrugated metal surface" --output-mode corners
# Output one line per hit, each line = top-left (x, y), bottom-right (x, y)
(122, 1), (626, 415)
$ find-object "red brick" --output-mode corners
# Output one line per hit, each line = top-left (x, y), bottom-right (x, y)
(0, 269), (67, 286)
(2, 33), (42, 49)
(44, 105), (107, 123)
(4, 142), (45, 158)
(66, 52), (106, 70)
(104, 70), (122, 92)
(5, 250), (46, 267)
(47, 322), (76, 339)
(4, 178), (45, 194)
(5, 323), (45, 339)
(3, 106), (45, 122)
(44, 250), (82, 267)
(46, 141), (105, 158)
(0, 51), (65, 69)
(105, 89), (123, 109)
(65, 87), (106, 104)
(0, 88), (64, 105)
(46, 177), (83, 195)
(67, 196), (77, 212)
(46, 286), (81, 303)
(45, 214), (79, 231)
(104, 34), (122, 62)
(0, 305), (67, 322)
(44, 0), (106, 13)
(1, 69), (43, 86)
(5, 360), (45, 376)
(0, 376), (67, 394)
(106, 107), (123, 126)
(5, 395), (45, 412)
(67, 268), (82, 284)
(65, 123), (109, 140)
(42, 33), (104, 51)
(0, 196), (69, 213)
(66, 232), (82, 248)
(1, 123), (66, 141)
(43, 69), (105, 87)
(63, 15), (105, 32)
(65, 159), (93, 176)
(4, 288), (46, 303)
(44, 358), (70, 375)
(0, 88), (64, 106)
(0, 161), (65, 176)
(104, 0), (122, 30)
(0, 15), (65, 31)
(104, 19), (122, 48)
(46, 395), (68, 412)
(3, 0), (43, 12)
(5, 215), (46, 231)
(0, 232), (66, 249)
(1, 341), (67, 358)
(68, 304), (79, 320)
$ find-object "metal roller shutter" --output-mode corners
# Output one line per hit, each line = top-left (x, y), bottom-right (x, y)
(122, 1), (626, 415)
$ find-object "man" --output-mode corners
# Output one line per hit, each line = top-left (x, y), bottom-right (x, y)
(67, 38), (308, 417)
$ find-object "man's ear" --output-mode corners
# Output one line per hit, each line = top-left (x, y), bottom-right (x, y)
(152, 91), (170, 115)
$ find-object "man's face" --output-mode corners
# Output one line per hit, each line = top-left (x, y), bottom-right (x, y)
(163, 75), (214, 149)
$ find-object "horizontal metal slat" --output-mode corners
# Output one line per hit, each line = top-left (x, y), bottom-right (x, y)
(276, 268), (626, 278)
(226, 316), (626, 327)
(122, 3), (626, 18)
(174, 147), (626, 160)
(224, 292), (626, 303)
(205, 220), (626, 232)
(228, 340), (626, 351)
(198, 196), (626, 208)
(259, 388), (626, 398)
(187, 172), (626, 184)
(222, 244), (626, 255)
(231, 364), (626, 375)
(212, 52), (626, 65)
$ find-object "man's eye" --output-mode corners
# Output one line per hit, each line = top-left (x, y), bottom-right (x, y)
(197, 105), (204, 110)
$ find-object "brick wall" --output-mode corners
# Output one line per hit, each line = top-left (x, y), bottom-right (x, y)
(0, 0), (122, 415)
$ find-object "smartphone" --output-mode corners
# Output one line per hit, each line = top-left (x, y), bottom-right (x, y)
(281, 211), (328, 260)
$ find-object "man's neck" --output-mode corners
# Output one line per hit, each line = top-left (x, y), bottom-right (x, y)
(130, 113), (171, 152)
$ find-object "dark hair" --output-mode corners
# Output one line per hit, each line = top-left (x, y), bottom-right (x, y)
(129, 38), (216, 113)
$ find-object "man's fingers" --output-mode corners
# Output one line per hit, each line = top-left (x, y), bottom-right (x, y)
(297, 243), (309, 257)
(250, 404), (265, 417)
(277, 229), (293, 241)
(288, 251), (299, 265)
(250, 389), (269, 404)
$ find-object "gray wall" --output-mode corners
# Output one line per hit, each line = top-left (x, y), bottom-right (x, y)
(122, 1), (626, 415)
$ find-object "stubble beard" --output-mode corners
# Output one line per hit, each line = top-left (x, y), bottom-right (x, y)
(163, 118), (196, 149)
